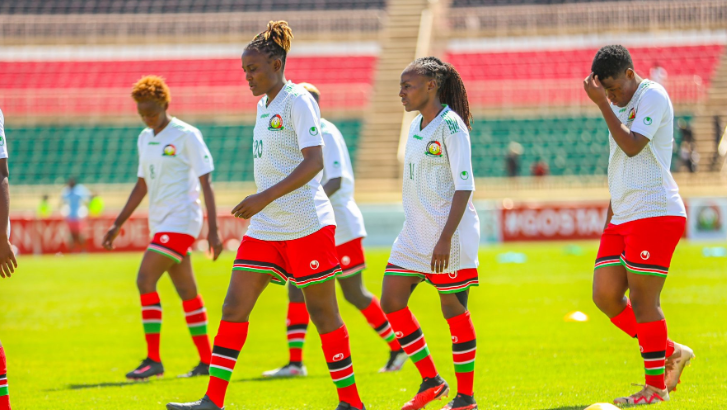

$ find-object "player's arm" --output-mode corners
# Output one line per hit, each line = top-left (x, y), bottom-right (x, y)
(0, 158), (17, 278)
(323, 178), (342, 197)
(102, 178), (147, 249)
(583, 73), (649, 157)
(321, 130), (344, 197)
(199, 173), (223, 261)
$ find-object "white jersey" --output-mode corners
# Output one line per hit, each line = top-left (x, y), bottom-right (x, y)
(607, 80), (686, 225)
(137, 117), (214, 238)
(320, 118), (367, 245)
(246, 82), (336, 241)
(0, 109), (8, 236)
(390, 106), (480, 274)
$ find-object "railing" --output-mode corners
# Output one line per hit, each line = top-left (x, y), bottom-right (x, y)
(0, 10), (385, 44)
(449, 1), (727, 37)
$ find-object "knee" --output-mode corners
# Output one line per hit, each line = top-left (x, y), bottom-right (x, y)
(341, 287), (372, 311)
(136, 272), (157, 293)
(177, 286), (198, 302)
(221, 297), (250, 323)
(380, 293), (406, 315)
(440, 299), (466, 320)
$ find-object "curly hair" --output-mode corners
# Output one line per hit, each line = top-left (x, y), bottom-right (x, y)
(131, 75), (171, 105)
(591, 45), (634, 80)
(246, 20), (294, 67)
(408, 56), (472, 129)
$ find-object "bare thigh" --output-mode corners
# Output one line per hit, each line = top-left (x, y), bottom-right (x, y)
(137, 250), (177, 294)
(627, 271), (666, 323)
(220, 270), (271, 323)
(380, 275), (421, 314)
(167, 254), (198, 301)
(592, 264), (630, 318)
(301, 279), (343, 335)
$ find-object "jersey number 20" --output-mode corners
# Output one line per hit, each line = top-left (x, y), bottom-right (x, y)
(253, 140), (264, 159)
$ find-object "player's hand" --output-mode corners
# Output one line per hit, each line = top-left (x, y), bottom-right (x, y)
(583, 72), (608, 106)
(231, 193), (270, 219)
(431, 235), (452, 274)
(0, 237), (17, 278)
(102, 224), (120, 250)
(208, 229), (223, 261)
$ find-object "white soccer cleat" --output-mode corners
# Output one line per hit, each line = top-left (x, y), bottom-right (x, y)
(614, 384), (669, 405)
(379, 349), (408, 373)
(261, 363), (307, 378)
(665, 342), (695, 392)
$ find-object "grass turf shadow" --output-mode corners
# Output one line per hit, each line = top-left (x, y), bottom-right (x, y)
(537, 406), (591, 410)
(59, 378), (176, 391)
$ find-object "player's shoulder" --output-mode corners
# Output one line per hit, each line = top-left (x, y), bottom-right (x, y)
(169, 118), (204, 141)
(440, 108), (468, 136)
(640, 81), (670, 103)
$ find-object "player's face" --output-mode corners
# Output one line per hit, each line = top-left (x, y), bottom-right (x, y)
(599, 69), (638, 107)
(399, 69), (433, 112)
(137, 100), (167, 130)
(242, 49), (283, 97)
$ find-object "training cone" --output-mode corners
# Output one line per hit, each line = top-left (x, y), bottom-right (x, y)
(585, 404), (620, 410)
(564, 311), (589, 322)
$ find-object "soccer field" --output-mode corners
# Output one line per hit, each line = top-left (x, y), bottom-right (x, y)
(1, 242), (725, 410)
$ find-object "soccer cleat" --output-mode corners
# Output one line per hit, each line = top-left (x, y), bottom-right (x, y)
(379, 349), (408, 373)
(335, 401), (366, 410)
(401, 375), (449, 410)
(125, 357), (164, 381)
(261, 363), (307, 378)
(166, 395), (223, 410)
(442, 394), (478, 410)
(665, 342), (695, 392)
(614, 384), (669, 405)
(178, 361), (210, 378)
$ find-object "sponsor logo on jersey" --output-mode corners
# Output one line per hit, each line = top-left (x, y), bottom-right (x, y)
(451, 335), (458, 343)
(268, 114), (284, 131)
(425, 141), (442, 156)
(260, 113), (270, 119)
(640, 250), (650, 260)
(341, 255), (351, 266)
(628, 108), (636, 121)
(460, 171), (469, 180)
(148, 141), (160, 145)
(162, 144), (176, 156)
(644, 116), (653, 125)
(310, 260), (320, 270)
(413, 134), (423, 140)
(332, 353), (345, 361)
(309, 126), (318, 136)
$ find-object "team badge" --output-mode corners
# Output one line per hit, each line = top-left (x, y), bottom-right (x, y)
(341, 255), (351, 266)
(627, 108), (636, 121)
(460, 171), (469, 180)
(640, 250), (650, 260)
(644, 116), (653, 125)
(160, 234), (170, 243)
(310, 260), (320, 270)
(268, 114), (284, 131)
(332, 353), (344, 361)
(425, 141), (442, 156)
(162, 144), (176, 156)
(309, 126), (318, 136)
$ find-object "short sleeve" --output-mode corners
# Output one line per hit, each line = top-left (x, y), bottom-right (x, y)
(321, 127), (344, 180)
(291, 92), (323, 150)
(185, 129), (214, 177)
(630, 88), (669, 141)
(0, 109), (9, 160)
(136, 132), (145, 178)
(444, 127), (476, 191)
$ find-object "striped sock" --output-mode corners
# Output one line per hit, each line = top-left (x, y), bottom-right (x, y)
(206, 321), (248, 408)
(611, 300), (675, 357)
(386, 307), (438, 379)
(183, 295), (212, 365)
(287, 302), (309, 365)
(637, 319), (668, 390)
(360, 297), (402, 352)
(448, 311), (476, 396)
(320, 325), (363, 409)
(0, 345), (10, 410)
(140, 292), (162, 362)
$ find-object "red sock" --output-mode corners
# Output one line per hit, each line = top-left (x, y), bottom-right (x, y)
(360, 297), (402, 352)
(287, 302), (309, 364)
(386, 307), (438, 379)
(611, 300), (675, 356)
(206, 321), (248, 408)
(140, 292), (162, 362)
(320, 325), (363, 409)
(447, 311), (476, 396)
(0, 345), (10, 410)
(183, 295), (212, 365)
(636, 319), (668, 390)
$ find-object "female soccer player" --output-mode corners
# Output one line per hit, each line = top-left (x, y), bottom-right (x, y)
(380, 57), (480, 410)
(584, 45), (693, 405)
(262, 83), (406, 379)
(166, 21), (365, 410)
(102, 76), (223, 381)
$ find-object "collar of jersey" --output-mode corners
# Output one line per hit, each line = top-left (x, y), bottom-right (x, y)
(263, 81), (292, 108)
(152, 117), (177, 138)
(418, 105), (449, 133)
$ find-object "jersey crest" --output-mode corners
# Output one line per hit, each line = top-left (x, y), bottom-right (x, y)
(425, 141), (442, 156)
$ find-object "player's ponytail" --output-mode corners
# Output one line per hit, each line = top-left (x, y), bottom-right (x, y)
(409, 57), (472, 130)
(247, 20), (294, 68)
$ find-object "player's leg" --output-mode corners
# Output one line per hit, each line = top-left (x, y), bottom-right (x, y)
(382, 268), (446, 410)
(168, 253), (213, 378)
(0, 340), (10, 410)
(262, 283), (309, 377)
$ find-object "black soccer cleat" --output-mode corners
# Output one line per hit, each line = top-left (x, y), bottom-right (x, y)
(335, 401), (366, 410)
(166, 395), (223, 410)
(178, 361), (210, 378)
(126, 357), (164, 381)
(442, 393), (478, 410)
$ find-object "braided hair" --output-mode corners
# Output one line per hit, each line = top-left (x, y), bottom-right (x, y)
(408, 57), (472, 129)
(246, 20), (294, 68)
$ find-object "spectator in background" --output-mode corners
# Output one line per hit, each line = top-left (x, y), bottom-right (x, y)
(37, 194), (52, 219)
(506, 141), (523, 177)
(88, 193), (104, 218)
(650, 62), (668, 86)
(531, 157), (549, 177)
(677, 119), (694, 145)
(61, 177), (90, 252)
(713, 115), (723, 170)
(679, 142), (698, 173)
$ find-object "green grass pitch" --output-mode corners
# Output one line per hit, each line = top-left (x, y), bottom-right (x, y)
(1, 242), (725, 409)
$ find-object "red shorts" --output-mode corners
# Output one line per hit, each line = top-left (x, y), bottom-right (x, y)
(233, 226), (341, 288)
(67, 219), (85, 235)
(384, 263), (479, 294)
(148, 232), (195, 264)
(336, 237), (366, 279)
(595, 216), (686, 278)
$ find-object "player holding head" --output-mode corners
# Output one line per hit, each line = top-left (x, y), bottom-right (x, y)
(261, 83), (407, 379)
(0, 108), (19, 410)
(584, 45), (693, 405)
(166, 21), (365, 410)
(381, 57), (480, 410)
(102, 75), (223, 381)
